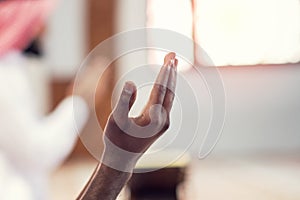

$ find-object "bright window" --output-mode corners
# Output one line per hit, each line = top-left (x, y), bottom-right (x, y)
(148, 0), (300, 66)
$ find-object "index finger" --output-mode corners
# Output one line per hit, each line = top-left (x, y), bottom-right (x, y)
(147, 52), (176, 106)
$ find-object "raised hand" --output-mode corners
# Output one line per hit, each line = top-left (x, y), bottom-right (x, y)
(101, 52), (178, 173)
(77, 52), (178, 200)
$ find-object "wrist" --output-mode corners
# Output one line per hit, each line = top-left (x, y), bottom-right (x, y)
(101, 145), (140, 173)
(101, 134), (145, 173)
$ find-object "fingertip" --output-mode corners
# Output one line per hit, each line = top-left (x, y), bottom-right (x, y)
(167, 52), (176, 58)
(123, 81), (137, 94)
(164, 52), (176, 66)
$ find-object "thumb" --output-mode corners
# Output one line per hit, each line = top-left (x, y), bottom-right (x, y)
(113, 81), (137, 119)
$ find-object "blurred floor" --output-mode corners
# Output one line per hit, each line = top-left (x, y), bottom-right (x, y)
(182, 155), (300, 200)
(50, 158), (96, 200)
(50, 155), (300, 200)
(50, 158), (129, 200)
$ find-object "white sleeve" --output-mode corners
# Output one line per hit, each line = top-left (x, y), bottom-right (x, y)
(0, 60), (90, 171)
(3, 96), (90, 172)
(35, 95), (90, 170)
(0, 153), (33, 200)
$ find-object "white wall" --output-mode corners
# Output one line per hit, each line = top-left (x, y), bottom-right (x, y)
(115, 0), (300, 155)
(215, 64), (300, 155)
(115, 0), (148, 78)
(43, 0), (300, 155)
(43, 0), (87, 79)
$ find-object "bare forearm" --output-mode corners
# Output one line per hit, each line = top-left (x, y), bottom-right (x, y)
(77, 163), (132, 200)
(77, 52), (177, 200)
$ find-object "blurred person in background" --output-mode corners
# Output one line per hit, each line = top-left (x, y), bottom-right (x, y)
(0, 0), (91, 199)
(0, 1), (179, 200)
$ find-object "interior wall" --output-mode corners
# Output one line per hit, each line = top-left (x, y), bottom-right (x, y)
(43, 0), (87, 79)
(43, 0), (300, 156)
(115, 0), (300, 155)
(212, 64), (300, 155)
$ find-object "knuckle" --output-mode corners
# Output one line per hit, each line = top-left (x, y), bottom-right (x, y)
(108, 115), (116, 125)
(163, 119), (170, 131)
(156, 84), (166, 94)
(155, 118), (169, 131)
(151, 111), (170, 130)
(151, 116), (161, 127)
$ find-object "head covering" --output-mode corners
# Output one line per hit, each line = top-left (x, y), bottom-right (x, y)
(0, 0), (57, 57)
